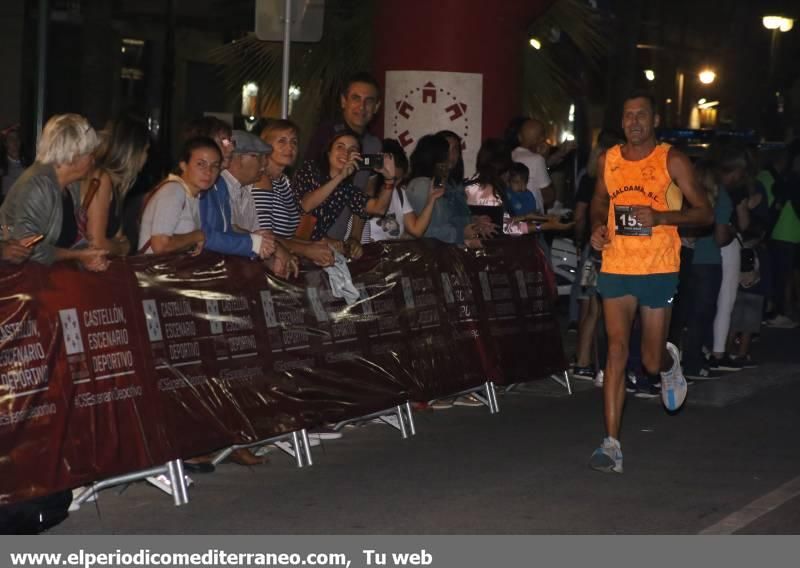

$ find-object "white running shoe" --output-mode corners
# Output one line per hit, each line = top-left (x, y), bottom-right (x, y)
(661, 342), (687, 411)
(589, 437), (623, 473)
(765, 315), (798, 329)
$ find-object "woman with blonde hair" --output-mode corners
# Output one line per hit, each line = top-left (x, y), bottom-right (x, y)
(79, 115), (150, 255)
(0, 113), (108, 271)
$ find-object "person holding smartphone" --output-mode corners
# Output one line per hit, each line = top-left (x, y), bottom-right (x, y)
(292, 130), (395, 258)
(0, 234), (37, 264)
(368, 139), (444, 242)
(0, 114), (108, 272)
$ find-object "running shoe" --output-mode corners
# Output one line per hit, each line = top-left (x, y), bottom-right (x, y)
(731, 354), (758, 368)
(308, 427), (343, 440)
(661, 342), (687, 411)
(765, 315), (798, 329)
(572, 365), (596, 381)
(625, 371), (640, 393)
(684, 366), (719, 380)
(708, 355), (742, 372)
(430, 399), (455, 410)
(634, 379), (660, 399)
(453, 395), (484, 407)
(589, 437), (623, 473)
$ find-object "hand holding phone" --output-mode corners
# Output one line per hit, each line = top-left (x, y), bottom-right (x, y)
(358, 154), (384, 170)
(20, 234), (44, 248)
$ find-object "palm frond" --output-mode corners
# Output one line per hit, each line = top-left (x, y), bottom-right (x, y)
(210, 0), (375, 144)
(523, 0), (610, 122)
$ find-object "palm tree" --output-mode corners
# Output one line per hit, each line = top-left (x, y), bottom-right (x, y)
(211, 0), (375, 143)
(522, 0), (609, 124)
(213, 0), (607, 141)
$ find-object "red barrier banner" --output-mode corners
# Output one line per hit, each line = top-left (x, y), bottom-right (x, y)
(460, 236), (568, 384)
(0, 238), (566, 505)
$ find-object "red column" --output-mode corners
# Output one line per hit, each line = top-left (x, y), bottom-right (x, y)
(372, 0), (554, 139)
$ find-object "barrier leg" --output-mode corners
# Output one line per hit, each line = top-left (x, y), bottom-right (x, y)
(300, 428), (313, 466)
(550, 371), (573, 395)
(211, 447), (234, 466)
(488, 382), (500, 414)
(404, 401), (417, 436)
(482, 382), (496, 414)
(396, 405), (409, 439)
(291, 431), (304, 468)
(166, 459), (189, 506)
(334, 405), (415, 438)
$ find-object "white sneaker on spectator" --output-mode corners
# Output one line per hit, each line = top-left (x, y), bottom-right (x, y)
(765, 315), (798, 329)
(593, 369), (604, 388)
(309, 427), (343, 440)
(453, 395), (484, 407)
(252, 444), (272, 457)
(430, 399), (455, 410)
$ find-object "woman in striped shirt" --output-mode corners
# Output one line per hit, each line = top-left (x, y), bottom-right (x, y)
(252, 119), (334, 267)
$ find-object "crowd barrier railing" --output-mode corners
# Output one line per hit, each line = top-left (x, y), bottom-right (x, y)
(0, 236), (567, 506)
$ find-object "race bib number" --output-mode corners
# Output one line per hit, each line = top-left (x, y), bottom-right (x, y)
(614, 205), (651, 236)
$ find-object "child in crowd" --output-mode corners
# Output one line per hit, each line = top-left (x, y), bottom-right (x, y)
(504, 162), (538, 220)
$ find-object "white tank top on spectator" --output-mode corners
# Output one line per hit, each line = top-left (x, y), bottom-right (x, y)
(369, 187), (413, 242)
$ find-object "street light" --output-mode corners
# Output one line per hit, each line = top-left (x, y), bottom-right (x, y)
(763, 16), (794, 32)
(763, 15), (794, 82)
(529, 37), (542, 50)
(644, 69), (655, 82)
(698, 69), (716, 85)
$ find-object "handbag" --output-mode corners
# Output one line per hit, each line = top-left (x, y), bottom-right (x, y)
(75, 177), (101, 241)
(738, 235), (760, 289)
(294, 213), (318, 241)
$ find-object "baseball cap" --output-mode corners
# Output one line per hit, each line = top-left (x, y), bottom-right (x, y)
(231, 130), (272, 155)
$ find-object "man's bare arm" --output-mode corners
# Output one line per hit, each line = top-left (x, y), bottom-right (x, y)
(656, 149), (713, 227)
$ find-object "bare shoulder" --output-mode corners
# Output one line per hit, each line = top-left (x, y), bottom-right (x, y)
(666, 146), (693, 174)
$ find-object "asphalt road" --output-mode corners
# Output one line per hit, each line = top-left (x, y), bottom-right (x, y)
(53, 326), (800, 535)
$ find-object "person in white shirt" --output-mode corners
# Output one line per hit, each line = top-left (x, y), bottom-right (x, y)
(369, 138), (443, 242)
(508, 117), (554, 213)
(138, 137), (220, 255)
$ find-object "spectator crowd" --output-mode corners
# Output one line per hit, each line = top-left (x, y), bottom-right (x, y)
(1, 72), (799, 396)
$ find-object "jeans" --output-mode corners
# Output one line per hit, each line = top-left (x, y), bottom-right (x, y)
(684, 263), (722, 372)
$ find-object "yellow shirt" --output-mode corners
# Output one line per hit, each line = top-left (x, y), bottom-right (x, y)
(601, 143), (681, 275)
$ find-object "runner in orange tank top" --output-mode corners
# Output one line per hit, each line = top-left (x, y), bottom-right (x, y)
(587, 92), (712, 473)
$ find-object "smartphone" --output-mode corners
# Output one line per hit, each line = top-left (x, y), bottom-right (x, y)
(358, 154), (384, 170)
(22, 234), (44, 248)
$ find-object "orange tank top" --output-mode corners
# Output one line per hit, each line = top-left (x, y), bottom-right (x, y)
(601, 143), (680, 275)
